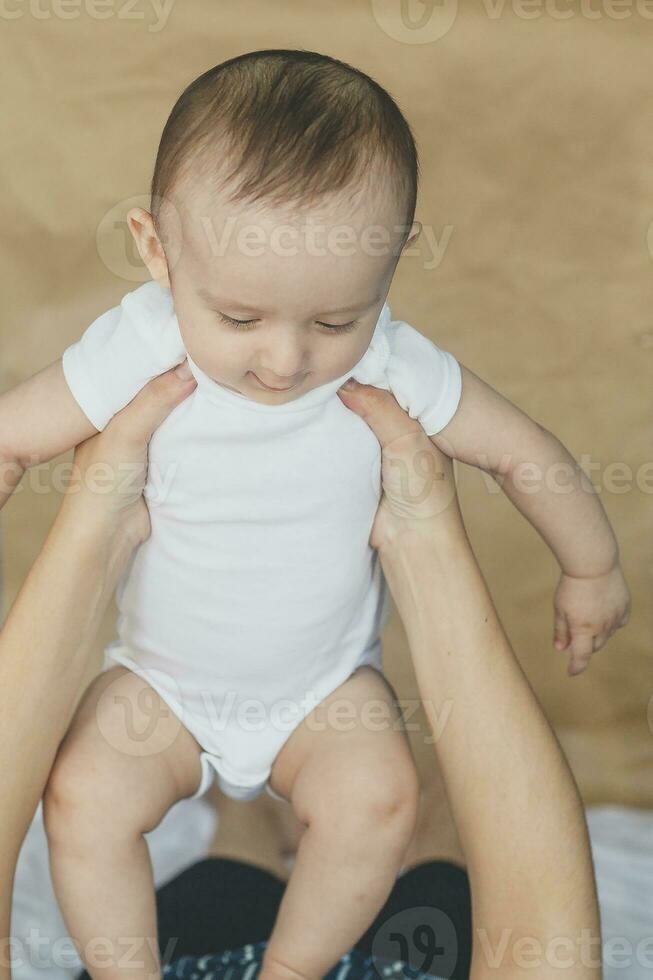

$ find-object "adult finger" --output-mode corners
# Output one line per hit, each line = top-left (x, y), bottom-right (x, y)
(105, 361), (197, 449)
(338, 377), (459, 523)
(337, 378), (425, 450)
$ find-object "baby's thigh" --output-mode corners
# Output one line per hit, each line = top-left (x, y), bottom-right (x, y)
(43, 666), (204, 842)
(270, 665), (420, 827)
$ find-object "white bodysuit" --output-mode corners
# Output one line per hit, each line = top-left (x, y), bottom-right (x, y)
(62, 282), (463, 802)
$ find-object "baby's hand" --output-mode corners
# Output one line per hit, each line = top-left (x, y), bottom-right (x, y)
(553, 562), (631, 676)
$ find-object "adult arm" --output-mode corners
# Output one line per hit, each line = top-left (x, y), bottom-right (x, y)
(338, 378), (602, 980)
(353, 314), (630, 671)
(0, 363), (196, 979)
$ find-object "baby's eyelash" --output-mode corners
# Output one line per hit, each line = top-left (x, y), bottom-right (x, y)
(216, 312), (359, 334)
(321, 319), (359, 334)
(218, 312), (257, 330)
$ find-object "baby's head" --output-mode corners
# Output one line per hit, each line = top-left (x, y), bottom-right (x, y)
(128, 48), (421, 402)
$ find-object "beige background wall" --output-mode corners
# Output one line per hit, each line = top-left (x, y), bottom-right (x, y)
(1, 0), (651, 851)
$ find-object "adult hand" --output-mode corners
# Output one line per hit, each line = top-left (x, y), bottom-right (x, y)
(337, 378), (462, 551)
(58, 360), (196, 547)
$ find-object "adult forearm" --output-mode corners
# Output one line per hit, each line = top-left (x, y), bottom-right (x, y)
(380, 524), (602, 979)
(0, 511), (135, 976)
(493, 429), (618, 578)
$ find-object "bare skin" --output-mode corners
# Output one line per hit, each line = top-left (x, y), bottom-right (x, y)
(0, 364), (198, 980)
(40, 177), (427, 980)
(339, 378), (603, 980)
(43, 651), (420, 980)
(2, 160), (611, 976)
(0, 369), (601, 980)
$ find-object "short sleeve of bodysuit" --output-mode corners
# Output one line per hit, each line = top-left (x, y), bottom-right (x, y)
(351, 309), (463, 436)
(63, 282), (462, 437)
(61, 280), (187, 431)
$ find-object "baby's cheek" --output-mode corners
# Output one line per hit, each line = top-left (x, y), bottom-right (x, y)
(317, 337), (369, 383)
(180, 322), (240, 378)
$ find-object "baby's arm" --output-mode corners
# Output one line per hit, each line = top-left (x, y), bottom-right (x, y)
(430, 364), (631, 670)
(0, 360), (99, 511)
(1, 280), (187, 512)
(372, 311), (630, 673)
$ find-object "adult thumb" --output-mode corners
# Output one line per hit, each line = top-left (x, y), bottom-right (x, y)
(337, 378), (424, 450)
(110, 361), (197, 446)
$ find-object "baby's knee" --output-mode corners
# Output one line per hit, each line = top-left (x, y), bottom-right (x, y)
(307, 750), (420, 841)
(42, 733), (128, 849)
(43, 743), (101, 842)
(358, 756), (420, 834)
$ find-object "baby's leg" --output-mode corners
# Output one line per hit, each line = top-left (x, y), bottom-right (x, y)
(42, 665), (204, 980)
(261, 665), (420, 980)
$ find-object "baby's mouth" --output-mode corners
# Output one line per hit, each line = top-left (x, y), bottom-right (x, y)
(250, 372), (303, 392)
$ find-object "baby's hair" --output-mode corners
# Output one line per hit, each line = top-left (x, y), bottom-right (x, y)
(150, 48), (419, 243)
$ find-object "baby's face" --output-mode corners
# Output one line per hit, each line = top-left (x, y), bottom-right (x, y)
(159, 177), (410, 403)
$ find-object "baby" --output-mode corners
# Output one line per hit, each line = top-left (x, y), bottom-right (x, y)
(0, 48), (630, 980)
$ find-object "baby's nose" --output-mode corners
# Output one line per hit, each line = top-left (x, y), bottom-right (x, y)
(260, 344), (308, 382)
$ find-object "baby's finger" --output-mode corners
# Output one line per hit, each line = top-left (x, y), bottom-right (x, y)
(590, 631), (611, 653)
(553, 611), (570, 651)
(567, 631), (595, 676)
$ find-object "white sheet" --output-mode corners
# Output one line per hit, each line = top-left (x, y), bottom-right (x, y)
(9, 803), (652, 980)
(10, 798), (217, 980)
(586, 805), (653, 980)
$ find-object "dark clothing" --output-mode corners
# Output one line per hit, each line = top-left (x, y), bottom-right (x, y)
(77, 857), (472, 979)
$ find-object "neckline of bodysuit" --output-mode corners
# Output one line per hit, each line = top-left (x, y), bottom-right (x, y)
(183, 303), (392, 415)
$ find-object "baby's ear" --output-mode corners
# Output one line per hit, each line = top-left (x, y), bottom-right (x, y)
(127, 207), (170, 287)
